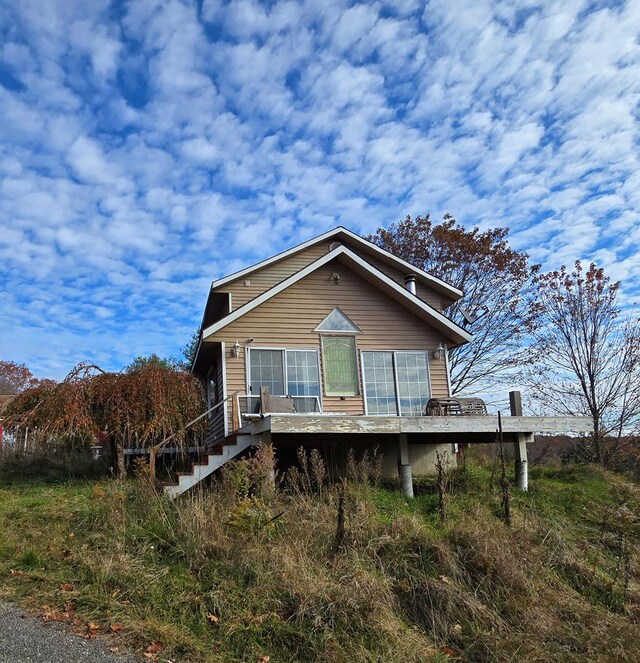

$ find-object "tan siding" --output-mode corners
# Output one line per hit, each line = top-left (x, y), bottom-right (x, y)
(205, 260), (452, 431)
(215, 239), (446, 312)
(351, 249), (444, 310)
(219, 243), (330, 309)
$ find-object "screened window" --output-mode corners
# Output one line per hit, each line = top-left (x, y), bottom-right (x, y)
(362, 351), (430, 416)
(321, 335), (359, 396)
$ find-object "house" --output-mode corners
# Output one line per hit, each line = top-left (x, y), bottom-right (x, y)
(169, 227), (591, 497)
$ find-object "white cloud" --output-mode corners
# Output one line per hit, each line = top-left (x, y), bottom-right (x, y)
(0, 0), (639, 379)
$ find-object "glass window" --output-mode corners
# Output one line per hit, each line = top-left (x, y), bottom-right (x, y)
(315, 307), (361, 333)
(249, 349), (284, 396)
(362, 351), (430, 416)
(362, 352), (397, 415)
(287, 350), (321, 412)
(248, 349), (321, 412)
(321, 335), (359, 396)
(395, 352), (430, 415)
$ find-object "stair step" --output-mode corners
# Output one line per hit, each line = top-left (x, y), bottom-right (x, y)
(162, 480), (179, 487)
(177, 471), (194, 477)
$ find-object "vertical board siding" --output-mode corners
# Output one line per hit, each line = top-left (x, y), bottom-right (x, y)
(206, 261), (453, 431)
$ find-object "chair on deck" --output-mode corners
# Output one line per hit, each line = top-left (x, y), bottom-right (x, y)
(425, 397), (487, 416)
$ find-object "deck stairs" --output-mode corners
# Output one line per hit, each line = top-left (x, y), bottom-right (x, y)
(162, 433), (253, 498)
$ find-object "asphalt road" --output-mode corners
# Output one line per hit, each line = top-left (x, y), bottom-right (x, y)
(0, 602), (138, 663)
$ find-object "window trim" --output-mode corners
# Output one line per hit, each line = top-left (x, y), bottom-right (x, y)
(320, 334), (360, 397)
(245, 346), (323, 411)
(361, 349), (432, 416)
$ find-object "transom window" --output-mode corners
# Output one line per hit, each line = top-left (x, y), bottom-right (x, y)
(248, 348), (321, 412)
(362, 351), (431, 416)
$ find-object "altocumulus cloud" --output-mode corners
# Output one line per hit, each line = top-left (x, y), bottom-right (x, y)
(0, 0), (639, 378)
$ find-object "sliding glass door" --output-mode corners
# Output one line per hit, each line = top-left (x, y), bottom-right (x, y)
(362, 351), (430, 416)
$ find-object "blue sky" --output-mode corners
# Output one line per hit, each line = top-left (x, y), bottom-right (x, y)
(1, 0), (639, 380)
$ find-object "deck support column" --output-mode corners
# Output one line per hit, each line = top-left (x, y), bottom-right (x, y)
(514, 433), (531, 492)
(398, 433), (414, 498)
(261, 430), (276, 486)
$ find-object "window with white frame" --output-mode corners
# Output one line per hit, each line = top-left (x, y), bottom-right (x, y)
(362, 351), (430, 416)
(248, 348), (321, 412)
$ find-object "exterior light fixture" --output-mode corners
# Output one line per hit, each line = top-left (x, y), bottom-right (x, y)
(433, 343), (445, 361)
(232, 340), (241, 358)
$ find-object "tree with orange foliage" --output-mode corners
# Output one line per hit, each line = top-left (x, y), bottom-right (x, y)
(368, 214), (539, 395)
(3, 361), (206, 478)
(0, 360), (40, 394)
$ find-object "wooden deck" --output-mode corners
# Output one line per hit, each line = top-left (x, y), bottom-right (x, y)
(240, 414), (593, 438)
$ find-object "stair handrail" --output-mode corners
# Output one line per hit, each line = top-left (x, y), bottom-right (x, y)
(149, 391), (239, 479)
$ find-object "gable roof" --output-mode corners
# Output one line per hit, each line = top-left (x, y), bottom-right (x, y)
(202, 245), (472, 347)
(210, 226), (464, 301)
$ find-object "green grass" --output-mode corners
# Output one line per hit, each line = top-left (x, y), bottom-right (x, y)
(0, 458), (638, 663)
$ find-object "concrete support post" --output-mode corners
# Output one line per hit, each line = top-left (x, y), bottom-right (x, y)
(514, 432), (531, 491)
(398, 433), (414, 498)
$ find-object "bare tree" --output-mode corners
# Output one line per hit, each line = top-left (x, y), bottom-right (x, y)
(368, 214), (539, 394)
(527, 261), (640, 464)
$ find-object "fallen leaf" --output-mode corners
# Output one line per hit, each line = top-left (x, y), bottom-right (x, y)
(145, 641), (163, 654)
(258, 657), (270, 663)
(10, 569), (24, 576)
(88, 621), (100, 633)
(439, 575), (451, 584)
(206, 612), (220, 625)
(442, 645), (457, 656)
(43, 610), (67, 623)
(59, 582), (74, 592)
(64, 600), (76, 615)
(109, 623), (123, 633)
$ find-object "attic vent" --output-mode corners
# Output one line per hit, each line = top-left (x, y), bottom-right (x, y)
(329, 241), (342, 251)
(315, 307), (361, 333)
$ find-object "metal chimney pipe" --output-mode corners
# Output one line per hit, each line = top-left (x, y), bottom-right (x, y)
(404, 274), (417, 295)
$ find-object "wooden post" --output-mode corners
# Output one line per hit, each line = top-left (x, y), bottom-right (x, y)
(149, 448), (156, 480)
(509, 390), (523, 416)
(260, 386), (270, 414)
(231, 391), (240, 432)
(398, 433), (414, 498)
(262, 429), (275, 486)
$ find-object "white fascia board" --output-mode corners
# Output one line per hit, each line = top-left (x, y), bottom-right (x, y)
(203, 245), (348, 338)
(335, 227), (464, 299)
(202, 245), (472, 345)
(210, 227), (344, 290)
(339, 249), (472, 345)
(210, 226), (463, 300)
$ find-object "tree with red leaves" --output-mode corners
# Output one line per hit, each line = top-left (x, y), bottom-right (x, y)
(368, 214), (539, 395)
(527, 261), (640, 465)
(0, 360), (40, 395)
